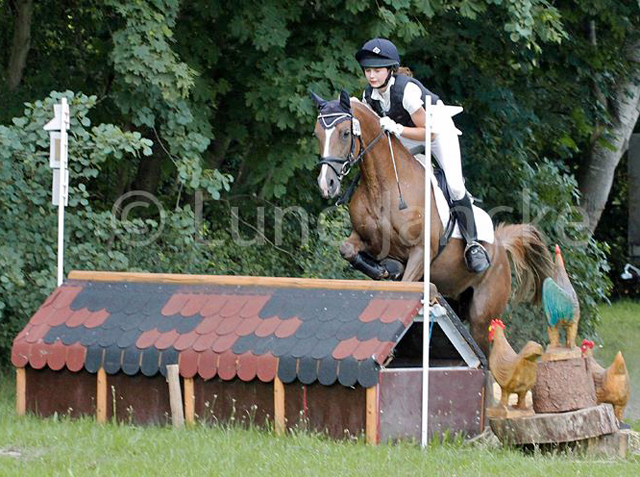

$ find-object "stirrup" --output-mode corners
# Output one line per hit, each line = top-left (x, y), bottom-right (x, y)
(464, 241), (491, 273)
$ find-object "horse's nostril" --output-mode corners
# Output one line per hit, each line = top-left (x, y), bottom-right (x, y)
(329, 179), (335, 189)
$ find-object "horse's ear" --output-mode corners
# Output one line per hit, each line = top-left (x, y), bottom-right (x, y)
(339, 89), (351, 112)
(309, 91), (327, 109)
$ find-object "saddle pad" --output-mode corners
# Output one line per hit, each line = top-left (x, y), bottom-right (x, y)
(413, 154), (494, 244)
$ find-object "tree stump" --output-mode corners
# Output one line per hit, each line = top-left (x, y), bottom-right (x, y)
(532, 357), (596, 413)
(490, 404), (618, 445)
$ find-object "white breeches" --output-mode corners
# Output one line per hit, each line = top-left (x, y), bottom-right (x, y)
(413, 128), (466, 201)
(431, 124), (466, 201)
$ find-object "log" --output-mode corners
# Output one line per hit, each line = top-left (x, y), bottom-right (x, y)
(167, 364), (185, 429)
(532, 358), (596, 413)
(490, 403), (618, 445)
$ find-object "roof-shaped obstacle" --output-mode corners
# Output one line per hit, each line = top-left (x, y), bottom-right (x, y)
(12, 272), (428, 388)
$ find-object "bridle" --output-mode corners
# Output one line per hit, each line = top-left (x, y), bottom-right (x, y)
(316, 111), (385, 183)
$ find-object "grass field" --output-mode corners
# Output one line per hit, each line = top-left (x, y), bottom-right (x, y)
(1, 302), (639, 476)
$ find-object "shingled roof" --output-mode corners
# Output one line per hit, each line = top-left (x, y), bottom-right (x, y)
(11, 273), (423, 388)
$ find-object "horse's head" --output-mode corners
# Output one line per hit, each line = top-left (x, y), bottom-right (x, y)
(311, 89), (360, 199)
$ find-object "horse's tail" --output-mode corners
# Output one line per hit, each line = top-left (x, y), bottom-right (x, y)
(495, 223), (554, 304)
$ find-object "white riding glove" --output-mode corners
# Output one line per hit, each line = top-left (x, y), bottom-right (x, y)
(379, 116), (404, 137)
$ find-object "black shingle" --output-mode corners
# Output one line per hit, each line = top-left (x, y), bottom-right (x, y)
(60, 326), (84, 346)
(159, 348), (179, 377)
(317, 357), (338, 386)
(355, 321), (384, 342)
(117, 328), (142, 349)
(122, 348), (141, 375)
(140, 347), (160, 377)
(84, 345), (104, 373)
(232, 334), (260, 355)
(103, 345), (122, 374)
(270, 337), (296, 358)
(277, 355), (298, 384)
(337, 357), (358, 387)
(310, 338), (339, 360)
(79, 328), (102, 347)
(297, 357), (317, 385)
(357, 358), (379, 388)
(290, 337), (319, 359)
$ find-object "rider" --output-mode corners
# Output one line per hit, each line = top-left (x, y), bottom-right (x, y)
(355, 38), (491, 274)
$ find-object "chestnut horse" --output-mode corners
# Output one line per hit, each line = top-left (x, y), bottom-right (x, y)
(312, 90), (553, 354)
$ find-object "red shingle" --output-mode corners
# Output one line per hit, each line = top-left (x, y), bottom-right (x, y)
(84, 309), (110, 329)
(29, 343), (48, 369)
(274, 317), (302, 338)
(195, 315), (224, 335)
(180, 294), (209, 317)
(66, 308), (92, 328)
(200, 295), (227, 317)
(174, 330), (199, 351)
(217, 351), (237, 380)
(25, 323), (50, 344)
(47, 341), (67, 371)
(254, 316), (282, 338)
(136, 329), (161, 349)
(235, 316), (263, 337)
(48, 307), (74, 327)
(155, 330), (180, 350)
(380, 299), (421, 324)
(29, 306), (56, 326)
(11, 341), (30, 368)
(192, 332), (220, 352)
(219, 297), (248, 318)
(161, 293), (190, 316)
(41, 288), (62, 308)
(211, 334), (237, 353)
(332, 336), (360, 360)
(52, 286), (82, 310)
(236, 352), (258, 381)
(66, 343), (86, 372)
(179, 348), (199, 379)
(375, 341), (396, 365)
(359, 299), (389, 323)
(239, 295), (271, 318)
(198, 350), (218, 380)
(216, 317), (241, 336)
(13, 325), (31, 343)
(256, 353), (277, 382)
(352, 338), (382, 360)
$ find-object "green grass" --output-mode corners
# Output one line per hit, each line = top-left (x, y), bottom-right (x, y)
(597, 301), (640, 423)
(1, 302), (640, 476)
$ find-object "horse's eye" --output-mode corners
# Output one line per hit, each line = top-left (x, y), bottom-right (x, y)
(341, 129), (351, 139)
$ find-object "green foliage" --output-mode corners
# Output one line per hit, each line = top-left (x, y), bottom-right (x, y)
(1, 0), (638, 361)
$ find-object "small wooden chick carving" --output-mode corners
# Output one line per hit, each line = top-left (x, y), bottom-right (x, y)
(488, 319), (543, 415)
(581, 340), (631, 421)
(542, 245), (580, 350)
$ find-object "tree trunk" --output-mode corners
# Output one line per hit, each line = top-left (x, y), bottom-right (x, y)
(6, 0), (34, 91)
(578, 39), (640, 235)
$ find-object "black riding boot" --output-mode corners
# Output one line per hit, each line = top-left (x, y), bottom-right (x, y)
(451, 194), (491, 273)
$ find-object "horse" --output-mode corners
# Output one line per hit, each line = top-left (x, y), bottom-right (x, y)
(311, 90), (554, 354)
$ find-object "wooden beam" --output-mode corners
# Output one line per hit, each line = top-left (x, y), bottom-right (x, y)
(167, 364), (185, 429)
(184, 378), (195, 426)
(274, 376), (285, 435)
(97, 368), (107, 424)
(366, 385), (379, 445)
(67, 270), (423, 293)
(15, 368), (26, 416)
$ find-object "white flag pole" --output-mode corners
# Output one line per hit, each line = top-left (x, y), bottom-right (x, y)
(421, 96), (432, 448)
(56, 98), (69, 286)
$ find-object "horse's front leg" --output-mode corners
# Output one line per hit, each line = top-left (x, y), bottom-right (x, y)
(402, 247), (424, 282)
(340, 232), (392, 280)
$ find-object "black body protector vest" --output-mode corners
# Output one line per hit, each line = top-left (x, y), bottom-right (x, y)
(364, 74), (440, 127)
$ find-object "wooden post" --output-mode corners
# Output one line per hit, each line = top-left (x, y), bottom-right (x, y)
(167, 364), (185, 429)
(96, 368), (107, 423)
(15, 368), (26, 416)
(366, 385), (379, 445)
(184, 377), (195, 426)
(274, 376), (285, 435)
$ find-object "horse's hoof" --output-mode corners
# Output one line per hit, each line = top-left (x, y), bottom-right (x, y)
(380, 258), (404, 281)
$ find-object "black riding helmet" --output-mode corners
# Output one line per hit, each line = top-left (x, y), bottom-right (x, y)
(355, 38), (400, 68)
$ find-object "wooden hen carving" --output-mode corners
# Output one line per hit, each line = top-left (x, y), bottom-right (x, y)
(488, 319), (543, 417)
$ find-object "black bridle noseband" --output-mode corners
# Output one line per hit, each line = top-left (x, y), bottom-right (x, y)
(316, 111), (384, 183)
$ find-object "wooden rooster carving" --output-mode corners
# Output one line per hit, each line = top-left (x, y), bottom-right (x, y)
(488, 319), (543, 414)
(581, 340), (631, 421)
(542, 245), (580, 350)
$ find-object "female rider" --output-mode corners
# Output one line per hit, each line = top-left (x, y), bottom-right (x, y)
(355, 38), (490, 274)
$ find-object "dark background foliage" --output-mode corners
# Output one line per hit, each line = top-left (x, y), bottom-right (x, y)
(1, 0), (639, 361)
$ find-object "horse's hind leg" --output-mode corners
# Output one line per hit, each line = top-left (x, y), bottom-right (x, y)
(402, 247), (424, 282)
